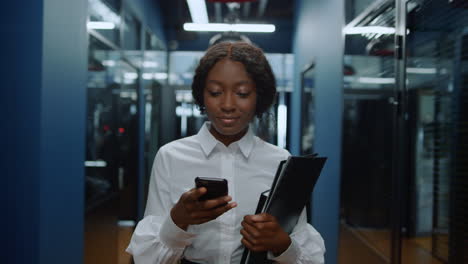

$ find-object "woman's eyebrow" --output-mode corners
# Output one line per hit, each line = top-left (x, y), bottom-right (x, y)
(206, 79), (222, 85)
(206, 79), (253, 86)
(235, 80), (253, 85)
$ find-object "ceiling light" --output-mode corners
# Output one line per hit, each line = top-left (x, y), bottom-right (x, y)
(87, 21), (115, 30)
(357, 77), (395, 84)
(343, 26), (395, 35)
(183, 23), (275, 33)
(85, 160), (107, 167)
(406, 67), (437, 74)
(187, 0), (209, 24)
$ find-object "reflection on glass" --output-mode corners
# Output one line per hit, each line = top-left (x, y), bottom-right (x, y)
(141, 31), (167, 210)
(340, 0), (395, 261)
(85, 35), (140, 218)
(301, 63), (315, 155)
(404, 0), (468, 263)
(123, 12), (141, 51)
(86, 35), (121, 208)
(88, 0), (121, 46)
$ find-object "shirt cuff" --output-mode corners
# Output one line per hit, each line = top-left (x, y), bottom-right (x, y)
(159, 214), (197, 249)
(268, 239), (300, 263)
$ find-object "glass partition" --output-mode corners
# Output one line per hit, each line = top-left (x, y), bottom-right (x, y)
(403, 0), (468, 263)
(142, 30), (167, 207)
(85, 0), (171, 262)
(86, 35), (121, 209)
(300, 62), (315, 155)
(340, 0), (396, 262)
(114, 59), (139, 220)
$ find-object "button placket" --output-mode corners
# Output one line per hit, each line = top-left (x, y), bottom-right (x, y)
(219, 148), (231, 263)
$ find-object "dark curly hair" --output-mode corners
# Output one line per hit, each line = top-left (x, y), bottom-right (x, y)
(192, 42), (276, 118)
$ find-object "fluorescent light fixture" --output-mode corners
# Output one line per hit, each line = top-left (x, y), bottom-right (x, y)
(85, 160), (107, 167)
(118, 220), (136, 227)
(102, 60), (116, 67)
(277, 104), (287, 149)
(142, 72), (169, 80)
(124, 72), (138, 79)
(183, 23), (276, 33)
(142, 73), (154, 80)
(406, 67), (437, 74)
(155, 73), (168, 80)
(187, 0), (209, 24)
(142, 61), (159, 68)
(344, 26), (395, 35)
(357, 77), (395, 84)
(87, 21), (115, 30)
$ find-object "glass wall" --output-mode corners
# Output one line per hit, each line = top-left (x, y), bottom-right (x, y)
(84, 0), (167, 262)
(403, 1), (468, 263)
(142, 30), (167, 210)
(340, 1), (396, 263)
(339, 0), (468, 263)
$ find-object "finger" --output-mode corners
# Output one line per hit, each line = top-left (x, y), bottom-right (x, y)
(251, 213), (275, 223)
(194, 201), (237, 219)
(243, 219), (277, 239)
(243, 215), (256, 225)
(212, 201), (237, 214)
(241, 238), (265, 252)
(252, 221), (277, 235)
(241, 220), (261, 239)
(190, 187), (207, 200)
(240, 228), (258, 245)
(200, 195), (232, 210)
(243, 214), (270, 225)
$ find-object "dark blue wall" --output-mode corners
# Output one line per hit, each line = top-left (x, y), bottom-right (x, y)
(291, 0), (344, 263)
(2, 1), (43, 263)
(39, 0), (88, 263)
(2, 0), (88, 263)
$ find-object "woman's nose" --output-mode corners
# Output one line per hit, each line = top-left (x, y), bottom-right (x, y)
(220, 93), (235, 112)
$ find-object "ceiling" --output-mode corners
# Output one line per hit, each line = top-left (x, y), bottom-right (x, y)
(158, 0), (295, 52)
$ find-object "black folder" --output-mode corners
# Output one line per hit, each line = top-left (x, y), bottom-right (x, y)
(240, 154), (327, 264)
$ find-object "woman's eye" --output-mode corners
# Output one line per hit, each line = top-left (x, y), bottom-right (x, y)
(209, 91), (221, 97)
(237, 92), (250, 98)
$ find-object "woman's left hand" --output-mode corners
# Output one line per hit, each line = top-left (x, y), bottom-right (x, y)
(240, 213), (291, 256)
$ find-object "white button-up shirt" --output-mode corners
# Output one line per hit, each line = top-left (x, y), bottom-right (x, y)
(127, 122), (325, 263)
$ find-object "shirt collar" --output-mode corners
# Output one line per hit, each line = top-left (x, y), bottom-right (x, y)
(197, 121), (255, 159)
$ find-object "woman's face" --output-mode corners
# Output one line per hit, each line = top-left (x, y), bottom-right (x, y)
(203, 58), (257, 146)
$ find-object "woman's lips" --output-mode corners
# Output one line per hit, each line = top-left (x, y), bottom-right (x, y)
(218, 117), (238, 125)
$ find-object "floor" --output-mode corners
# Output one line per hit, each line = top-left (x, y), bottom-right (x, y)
(339, 223), (444, 264)
(118, 226), (133, 264)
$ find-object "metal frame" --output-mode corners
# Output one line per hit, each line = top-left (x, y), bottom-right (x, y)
(390, 1), (408, 264)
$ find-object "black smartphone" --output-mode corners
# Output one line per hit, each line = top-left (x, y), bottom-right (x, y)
(195, 177), (228, 201)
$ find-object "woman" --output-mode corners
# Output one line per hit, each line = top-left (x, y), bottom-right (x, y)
(127, 42), (325, 263)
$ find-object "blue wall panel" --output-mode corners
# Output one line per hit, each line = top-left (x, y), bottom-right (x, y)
(2, 1), (44, 263)
(292, 0), (344, 263)
(2, 0), (87, 263)
(39, 0), (88, 263)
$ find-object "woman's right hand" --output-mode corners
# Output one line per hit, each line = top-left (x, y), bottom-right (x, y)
(170, 187), (237, 230)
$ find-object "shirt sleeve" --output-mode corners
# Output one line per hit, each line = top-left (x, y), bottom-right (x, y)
(269, 208), (326, 264)
(126, 147), (197, 263)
